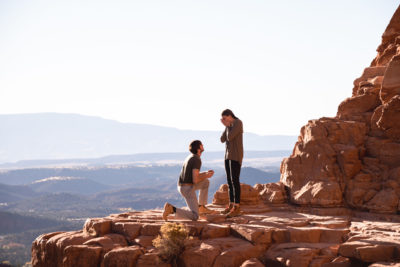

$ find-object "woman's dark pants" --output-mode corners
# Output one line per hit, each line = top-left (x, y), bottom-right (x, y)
(224, 159), (241, 204)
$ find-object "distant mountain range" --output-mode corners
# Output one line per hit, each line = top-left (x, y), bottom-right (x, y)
(0, 165), (280, 218)
(0, 150), (290, 169)
(0, 113), (297, 163)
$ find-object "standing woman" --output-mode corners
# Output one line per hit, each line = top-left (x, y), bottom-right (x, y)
(220, 109), (243, 217)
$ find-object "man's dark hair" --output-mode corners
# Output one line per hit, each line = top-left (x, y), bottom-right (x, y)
(189, 140), (202, 154)
(221, 109), (238, 119)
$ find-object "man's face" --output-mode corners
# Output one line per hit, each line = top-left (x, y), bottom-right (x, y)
(199, 144), (204, 153)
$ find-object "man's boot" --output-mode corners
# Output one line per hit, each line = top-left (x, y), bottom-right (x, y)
(199, 205), (215, 215)
(163, 202), (174, 221)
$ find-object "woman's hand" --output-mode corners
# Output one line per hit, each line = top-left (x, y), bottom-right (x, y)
(220, 118), (229, 127)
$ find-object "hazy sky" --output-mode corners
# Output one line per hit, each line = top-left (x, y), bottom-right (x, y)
(1, 1), (398, 135)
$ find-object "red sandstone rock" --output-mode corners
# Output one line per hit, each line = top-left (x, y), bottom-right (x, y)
(84, 218), (112, 237)
(281, 4), (400, 214)
(83, 233), (128, 257)
(134, 235), (155, 248)
(180, 237), (263, 267)
(353, 66), (387, 92)
(339, 241), (397, 263)
(377, 95), (400, 143)
(240, 258), (264, 267)
(213, 183), (260, 205)
(288, 227), (321, 243)
(292, 181), (343, 207)
(51, 231), (92, 266)
(264, 243), (322, 267)
(31, 208), (400, 267)
(256, 182), (287, 204)
(323, 256), (351, 267)
(111, 221), (142, 244)
(101, 246), (143, 267)
(231, 224), (272, 245)
(337, 93), (380, 118)
(365, 189), (399, 213)
(140, 223), (162, 236)
(136, 252), (171, 267)
(381, 55), (400, 104)
(201, 223), (230, 239)
(62, 245), (102, 267)
(179, 240), (221, 267)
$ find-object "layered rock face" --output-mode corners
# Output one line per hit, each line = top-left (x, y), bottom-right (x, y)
(31, 199), (400, 267)
(281, 5), (400, 214)
(32, 183), (400, 266)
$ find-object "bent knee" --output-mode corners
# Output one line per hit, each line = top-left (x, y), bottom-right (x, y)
(191, 212), (199, 221)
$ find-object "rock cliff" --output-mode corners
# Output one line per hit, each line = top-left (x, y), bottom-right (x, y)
(281, 5), (400, 214)
(31, 5), (400, 267)
(32, 184), (400, 266)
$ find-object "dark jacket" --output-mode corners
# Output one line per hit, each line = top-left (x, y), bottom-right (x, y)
(220, 118), (243, 164)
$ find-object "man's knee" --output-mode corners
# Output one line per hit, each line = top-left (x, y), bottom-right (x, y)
(191, 212), (199, 221)
(203, 179), (210, 187)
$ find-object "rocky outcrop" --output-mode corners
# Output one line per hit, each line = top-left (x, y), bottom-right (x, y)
(281, 5), (400, 214)
(32, 201), (400, 267)
(213, 183), (261, 205)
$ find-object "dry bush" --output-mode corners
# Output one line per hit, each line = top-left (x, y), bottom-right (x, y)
(152, 222), (189, 265)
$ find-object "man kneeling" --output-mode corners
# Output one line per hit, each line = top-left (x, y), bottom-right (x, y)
(163, 140), (215, 221)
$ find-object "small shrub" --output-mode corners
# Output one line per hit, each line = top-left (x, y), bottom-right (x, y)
(152, 222), (188, 265)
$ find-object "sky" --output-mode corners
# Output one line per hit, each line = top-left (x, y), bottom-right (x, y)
(0, 1), (398, 135)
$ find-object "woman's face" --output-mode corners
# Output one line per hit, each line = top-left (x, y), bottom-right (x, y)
(222, 115), (233, 124)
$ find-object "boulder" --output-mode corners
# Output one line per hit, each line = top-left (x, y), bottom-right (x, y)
(52, 231), (92, 266)
(231, 224), (272, 245)
(201, 224), (230, 239)
(62, 245), (102, 267)
(213, 183), (260, 205)
(111, 222), (142, 244)
(84, 218), (112, 237)
(291, 181), (343, 207)
(380, 55), (400, 104)
(101, 246), (143, 267)
(337, 92), (380, 118)
(257, 182), (287, 204)
(365, 189), (399, 213)
(353, 66), (387, 90)
(180, 237), (263, 267)
(377, 95), (400, 142)
(263, 244), (321, 267)
(83, 234), (128, 254)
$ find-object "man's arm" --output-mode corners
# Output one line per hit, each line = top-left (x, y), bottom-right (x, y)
(193, 169), (213, 184)
(227, 120), (243, 141)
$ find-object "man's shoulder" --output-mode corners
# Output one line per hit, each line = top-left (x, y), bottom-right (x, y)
(187, 154), (201, 166)
(185, 154), (201, 162)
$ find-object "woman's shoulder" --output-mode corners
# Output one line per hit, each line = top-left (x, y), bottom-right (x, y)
(234, 118), (243, 126)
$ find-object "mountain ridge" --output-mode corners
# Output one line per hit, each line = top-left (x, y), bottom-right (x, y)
(0, 113), (297, 163)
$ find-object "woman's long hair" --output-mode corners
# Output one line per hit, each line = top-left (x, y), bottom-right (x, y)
(221, 109), (238, 119)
